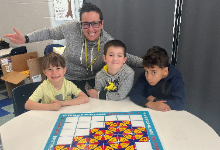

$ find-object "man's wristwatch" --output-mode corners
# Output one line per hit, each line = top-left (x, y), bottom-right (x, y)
(24, 35), (29, 43)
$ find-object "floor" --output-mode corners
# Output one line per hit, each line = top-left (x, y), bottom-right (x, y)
(0, 82), (14, 126)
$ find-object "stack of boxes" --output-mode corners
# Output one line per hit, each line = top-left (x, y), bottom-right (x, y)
(0, 52), (46, 98)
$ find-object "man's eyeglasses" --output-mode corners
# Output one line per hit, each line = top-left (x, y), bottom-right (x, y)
(81, 21), (102, 29)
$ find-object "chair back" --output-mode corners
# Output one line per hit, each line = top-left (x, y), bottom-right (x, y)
(12, 82), (42, 117)
(44, 44), (64, 55)
(10, 46), (27, 56)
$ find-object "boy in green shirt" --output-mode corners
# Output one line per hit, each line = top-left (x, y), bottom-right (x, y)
(25, 52), (89, 111)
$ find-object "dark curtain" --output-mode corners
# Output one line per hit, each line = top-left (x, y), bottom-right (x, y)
(85, 0), (175, 83)
(177, 0), (220, 135)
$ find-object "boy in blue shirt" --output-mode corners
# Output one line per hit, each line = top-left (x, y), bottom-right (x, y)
(129, 46), (185, 111)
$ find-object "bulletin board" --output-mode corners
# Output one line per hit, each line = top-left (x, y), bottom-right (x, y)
(53, 0), (76, 20)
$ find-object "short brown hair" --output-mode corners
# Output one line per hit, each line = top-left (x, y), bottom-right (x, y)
(104, 40), (126, 57)
(143, 46), (169, 68)
(42, 52), (65, 70)
(79, 2), (103, 21)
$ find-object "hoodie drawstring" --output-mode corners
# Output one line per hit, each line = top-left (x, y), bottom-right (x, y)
(83, 36), (101, 74)
(91, 47), (94, 74)
(80, 43), (84, 65)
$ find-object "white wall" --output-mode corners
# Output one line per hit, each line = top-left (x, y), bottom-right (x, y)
(0, 0), (81, 57)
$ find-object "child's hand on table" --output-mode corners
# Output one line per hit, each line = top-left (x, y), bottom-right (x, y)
(87, 89), (98, 98)
(146, 101), (171, 112)
(147, 95), (156, 101)
(50, 102), (61, 111)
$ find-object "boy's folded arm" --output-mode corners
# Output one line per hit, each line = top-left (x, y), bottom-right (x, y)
(62, 91), (89, 106)
(163, 78), (185, 110)
(139, 98), (150, 107)
(25, 99), (60, 111)
(146, 101), (171, 111)
(151, 89), (185, 110)
(129, 72), (147, 105)
(130, 89), (148, 106)
(164, 94), (185, 110)
(147, 95), (156, 101)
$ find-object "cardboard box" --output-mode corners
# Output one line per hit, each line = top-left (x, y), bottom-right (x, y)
(0, 52), (46, 98)
(27, 57), (46, 83)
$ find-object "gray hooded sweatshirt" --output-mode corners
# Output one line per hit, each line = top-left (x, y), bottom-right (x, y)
(95, 64), (134, 100)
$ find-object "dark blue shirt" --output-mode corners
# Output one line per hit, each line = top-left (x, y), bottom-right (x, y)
(129, 64), (185, 110)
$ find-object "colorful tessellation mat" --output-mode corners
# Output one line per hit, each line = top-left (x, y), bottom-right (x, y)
(42, 111), (163, 150)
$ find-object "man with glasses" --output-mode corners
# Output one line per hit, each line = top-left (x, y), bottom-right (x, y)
(4, 2), (143, 94)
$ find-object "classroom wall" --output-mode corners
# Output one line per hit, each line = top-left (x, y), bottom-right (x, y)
(0, 0), (54, 57)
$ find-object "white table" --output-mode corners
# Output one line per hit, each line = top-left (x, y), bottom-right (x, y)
(0, 48), (12, 58)
(0, 98), (219, 150)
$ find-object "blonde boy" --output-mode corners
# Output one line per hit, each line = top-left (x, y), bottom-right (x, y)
(87, 40), (134, 100)
(25, 52), (89, 111)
